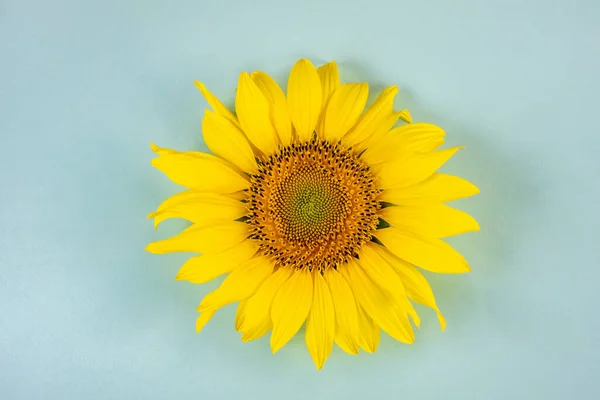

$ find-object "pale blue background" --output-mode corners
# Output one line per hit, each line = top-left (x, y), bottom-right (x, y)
(1, 0), (599, 398)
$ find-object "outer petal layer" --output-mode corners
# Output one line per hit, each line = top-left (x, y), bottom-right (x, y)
(340, 259), (413, 344)
(362, 123), (445, 165)
(175, 239), (258, 284)
(381, 204), (480, 238)
(251, 71), (293, 146)
(376, 247), (447, 330)
(241, 267), (294, 342)
(322, 83), (369, 143)
(374, 147), (463, 189)
(150, 144), (249, 193)
(316, 61), (341, 136)
(344, 86), (399, 146)
(325, 268), (360, 355)
(356, 305), (380, 353)
(202, 110), (257, 174)
(235, 72), (279, 155)
(145, 222), (248, 255)
(375, 228), (471, 274)
(360, 244), (420, 328)
(380, 173), (480, 205)
(194, 81), (239, 127)
(316, 61), (340, 107)
(305, 272), (335, 370)
(287, 59), (322, 142)
(196, 310), (216, 333)
(197, 255), (273, 312)
(270, 268), (313, 354)
(148, 191), (246, 229)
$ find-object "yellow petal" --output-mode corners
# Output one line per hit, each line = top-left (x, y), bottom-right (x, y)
(194, 81), (239, 127)
(305, 272), (335, 370)
(356, 305), (380, 353)
(360, 244), (420, 329)
(145, 221), (248, 255)
(235, 300), (247, 332)
(270, 268), (313, 354)
(398, 109), (412, 123)
(362, 123), (446, 165)
(197, 255), (273, 312)
(317, 61), (340, 106)
(235, 72), (279, 155)
(251, 71), (293, 146)
(227, 190), (250, 202)
(196, 310), (216, 333)
(340, 259), (413, 344)
(343, 86), (399, 146)
(382, 204), (479, 238)
(240, 267), (293, 342)
(324, 268), (360, 355)
(322, 83), (369, 143)
(374, 146), (463, 189)
(175, 239), (258, 284)
(151, 144), (249, 193)
(334, 330), (359, 355)
(374, 228), (471, 274)
(202, 110), (257, 174)
(379, 173), (480, 205)
(376, 247), (446, 330)
(148, 191), (246, 230)
(287, 59), (322, 142)
(315, 61), (341, 137)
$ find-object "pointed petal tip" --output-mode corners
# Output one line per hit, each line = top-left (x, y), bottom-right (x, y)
(293, 58), (318, 70)
(398, 109), (412, 123)
(270, 338), (283, 354)
(239, 71), (252, 81)
(437, 311), (447, 331)
(174, 271), (185, 281)
(193, 81), (209, 94)
(195, 311), (215, 333)
(411, 313), (421, 329)
(385, 85), (399, 95)
(196, 297), (218, 312)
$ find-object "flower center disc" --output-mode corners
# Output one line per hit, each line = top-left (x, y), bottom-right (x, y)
(248, 140), (380, 271)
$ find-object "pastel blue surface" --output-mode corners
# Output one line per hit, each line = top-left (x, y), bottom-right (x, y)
(1, 0), (599, 398)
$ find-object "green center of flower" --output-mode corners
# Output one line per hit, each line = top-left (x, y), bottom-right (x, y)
(276, 167), (347, 242)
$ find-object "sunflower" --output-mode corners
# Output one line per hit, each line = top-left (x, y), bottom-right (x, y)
(146, 59), (479, 369)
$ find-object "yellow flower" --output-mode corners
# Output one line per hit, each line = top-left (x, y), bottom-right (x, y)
(146, 59), (479, 370)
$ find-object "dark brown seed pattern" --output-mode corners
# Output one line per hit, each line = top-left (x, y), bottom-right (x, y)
(248, 140), (380, 271)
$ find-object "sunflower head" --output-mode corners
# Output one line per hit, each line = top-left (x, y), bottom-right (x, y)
(147, 58), (480, 370)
